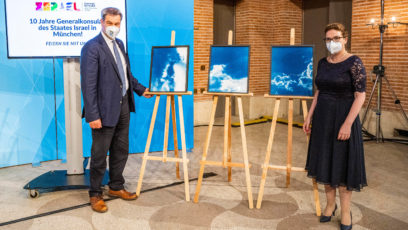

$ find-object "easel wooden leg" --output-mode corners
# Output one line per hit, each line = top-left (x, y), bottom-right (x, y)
(223, 96), (230, 168)
(237, 97), (254, 209)
(136, 96), (161, 196)
(177, 95), (190, 201)
(162, 96), (171, 162)
(171, 96), (180, 179)
(227, 29), (233, 182)
(302, 100), (321, 216)
(286, 99), (293, 188)
(227, 98), (232, 182)
(256, 98), (280, 209)
(194, 96), (218, 203)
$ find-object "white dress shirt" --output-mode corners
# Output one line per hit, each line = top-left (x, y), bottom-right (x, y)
(101, 31), (129, 91)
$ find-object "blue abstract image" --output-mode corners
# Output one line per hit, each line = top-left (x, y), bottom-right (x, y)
(150, 46), (189, 92)
(270, 46), (313, 96)
(208, 46), (249, 93)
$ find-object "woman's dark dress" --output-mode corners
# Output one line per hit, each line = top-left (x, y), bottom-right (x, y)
(306, 55), (367, 191)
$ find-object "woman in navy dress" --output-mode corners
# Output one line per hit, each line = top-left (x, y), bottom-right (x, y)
(303, 23), (367, 230)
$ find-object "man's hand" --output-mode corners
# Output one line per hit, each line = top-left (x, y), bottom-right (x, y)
(143, 88), (153, 98)
(89, 119), (102, 129)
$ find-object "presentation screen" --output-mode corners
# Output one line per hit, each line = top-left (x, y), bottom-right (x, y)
(4, 0), (127, 58)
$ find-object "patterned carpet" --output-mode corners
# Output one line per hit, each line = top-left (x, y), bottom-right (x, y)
(0, 121), (407, 229)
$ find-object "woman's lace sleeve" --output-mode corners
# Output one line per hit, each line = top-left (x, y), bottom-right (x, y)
(350, 57), (367, 92)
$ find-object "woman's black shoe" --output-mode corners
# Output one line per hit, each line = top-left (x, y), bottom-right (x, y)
(320, 204), (337, 222)
(340, 212), (352, 230)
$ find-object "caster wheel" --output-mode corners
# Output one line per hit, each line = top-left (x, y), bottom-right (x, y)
(29, 190), (40, 198)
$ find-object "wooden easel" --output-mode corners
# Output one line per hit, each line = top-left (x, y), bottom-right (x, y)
(136, 31), (191, 201)
(193, 31), (254, 209)
(256, 29), (321, 216)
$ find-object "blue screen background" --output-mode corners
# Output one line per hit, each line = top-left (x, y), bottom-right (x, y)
(0, 0), (194, 167)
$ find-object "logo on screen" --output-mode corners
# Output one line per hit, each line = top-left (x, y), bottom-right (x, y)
(35, 2), (81, 11)
(83, 2), (97, 11)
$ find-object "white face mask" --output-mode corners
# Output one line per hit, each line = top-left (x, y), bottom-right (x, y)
(105, 26), (120, 39)
(326, 41), (343, 55)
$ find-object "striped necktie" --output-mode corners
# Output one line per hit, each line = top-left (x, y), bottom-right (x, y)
(112, 40), (127, 96)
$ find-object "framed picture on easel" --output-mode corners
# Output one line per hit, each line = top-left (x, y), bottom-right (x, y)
(207, 45), (250, 94)
(270, 45), (314, 97)
(149, 46), (190, 92)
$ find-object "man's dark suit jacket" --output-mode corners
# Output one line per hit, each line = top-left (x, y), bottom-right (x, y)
(80, 33), (146, 127)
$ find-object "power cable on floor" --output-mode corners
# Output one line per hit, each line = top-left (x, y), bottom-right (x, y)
(0, 172), (217, 227)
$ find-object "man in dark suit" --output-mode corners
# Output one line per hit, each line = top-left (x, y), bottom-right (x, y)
(80, 7), (152, 213)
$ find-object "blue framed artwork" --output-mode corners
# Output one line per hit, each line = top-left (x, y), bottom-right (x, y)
(149, 46), (189, 92)
(270, 46), (314, 96)
(208, 45), (250, 93)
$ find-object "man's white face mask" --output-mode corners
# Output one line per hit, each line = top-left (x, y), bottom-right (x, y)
(105, 26), (120, 39)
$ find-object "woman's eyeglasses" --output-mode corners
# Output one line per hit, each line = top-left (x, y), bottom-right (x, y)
(323, 36), (344, 42)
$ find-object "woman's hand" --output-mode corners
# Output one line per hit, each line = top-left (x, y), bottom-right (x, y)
(303, 117), (312, 134)
(338, 122), (351, 140)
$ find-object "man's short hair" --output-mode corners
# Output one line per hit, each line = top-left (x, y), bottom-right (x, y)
(101, 7), (122, 21)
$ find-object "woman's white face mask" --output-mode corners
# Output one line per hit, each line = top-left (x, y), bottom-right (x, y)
(326, 41), (343, 55)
